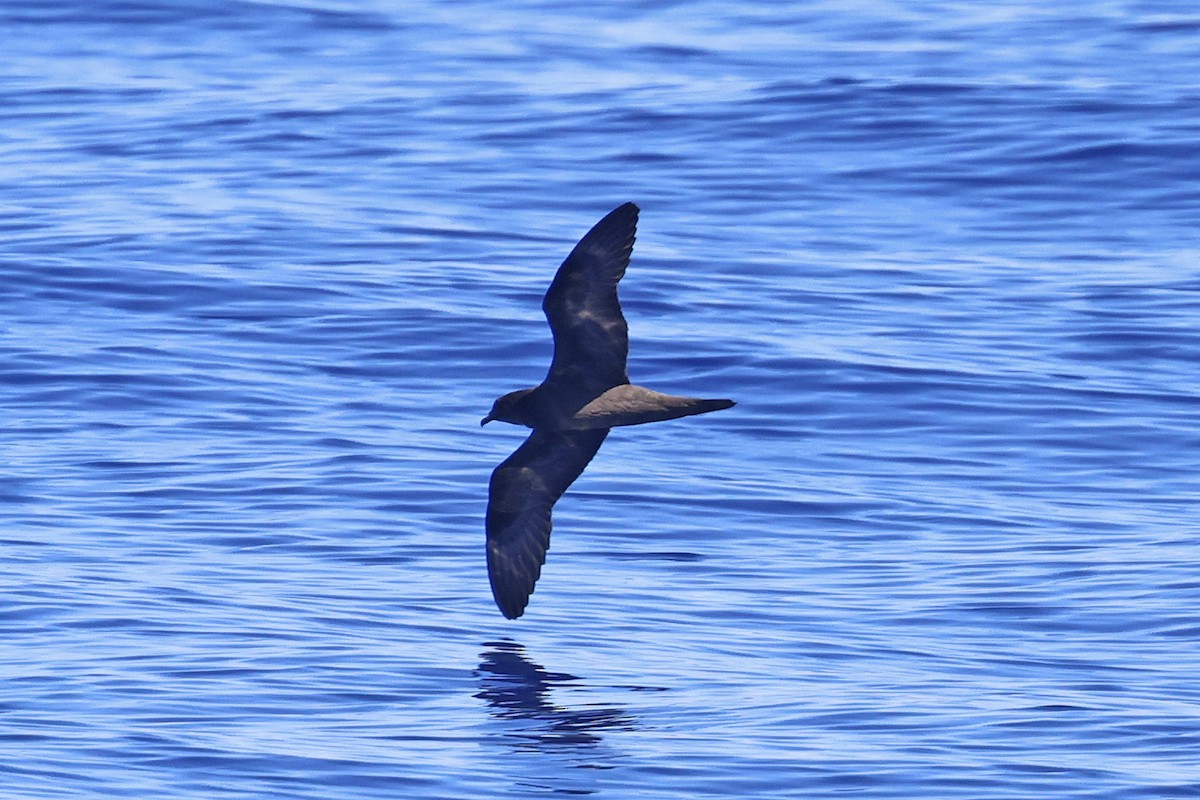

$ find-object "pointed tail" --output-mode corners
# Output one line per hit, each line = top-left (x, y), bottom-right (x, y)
(570, 385), (734, 429)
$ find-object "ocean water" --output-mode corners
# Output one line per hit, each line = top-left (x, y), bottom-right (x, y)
(3, 1), (1199, 797)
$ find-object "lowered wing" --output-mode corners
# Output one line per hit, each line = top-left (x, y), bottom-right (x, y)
(486, 428), (609, 619)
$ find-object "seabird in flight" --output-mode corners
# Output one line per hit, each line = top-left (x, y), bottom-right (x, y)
(481, 203), (734, 619)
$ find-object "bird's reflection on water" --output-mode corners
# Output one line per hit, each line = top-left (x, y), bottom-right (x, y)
(474, 640), (636, 752)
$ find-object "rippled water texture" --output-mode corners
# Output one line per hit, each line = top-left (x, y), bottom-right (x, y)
(3, 2), (1199, 798)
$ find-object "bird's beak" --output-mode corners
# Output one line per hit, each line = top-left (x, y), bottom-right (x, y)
(480, 415), (494, 427)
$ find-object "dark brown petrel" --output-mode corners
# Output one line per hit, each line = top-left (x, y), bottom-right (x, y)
(481, 203), (734, 619)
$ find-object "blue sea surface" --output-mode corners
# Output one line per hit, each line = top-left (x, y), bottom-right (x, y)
(3, 1), (1199, 797)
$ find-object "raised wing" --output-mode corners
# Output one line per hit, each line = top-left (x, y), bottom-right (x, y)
(486, 428), (609, 619)
(542, 203), (638, 396)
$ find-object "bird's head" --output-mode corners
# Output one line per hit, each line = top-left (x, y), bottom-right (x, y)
(481, 388), (536, 427)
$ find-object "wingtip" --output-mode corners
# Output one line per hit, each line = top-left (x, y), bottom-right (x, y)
(487, 548), (534, 619)
(493, 589), (529, 620)
(600, 202), (639, 226)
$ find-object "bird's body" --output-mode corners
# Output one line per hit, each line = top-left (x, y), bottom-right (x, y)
(481, 203), (733, 619)
(486, 383), (733, 431)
